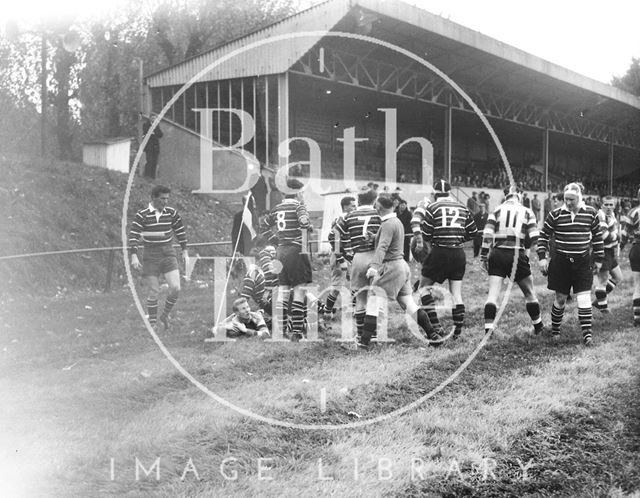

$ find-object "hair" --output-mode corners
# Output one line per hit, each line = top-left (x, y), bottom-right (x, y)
(340, 196), (356, 209)
(602, 195), (616, 206)
(151, 185), (171, 198)
(358, 188), (378, 206)
(398, 198), (407, 205)
(232, 297), (249, 312)
(376, 193), (394, 209)
(284, 178), (304, 198)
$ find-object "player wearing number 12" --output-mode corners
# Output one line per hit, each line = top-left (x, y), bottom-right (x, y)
(418, 180), (478, 338)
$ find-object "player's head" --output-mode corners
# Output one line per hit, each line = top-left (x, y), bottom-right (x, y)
(433, 179), (451, 198)
(150, 185), (171, 210)
(357, 186), (378, 206)
(232, 298), (251, 319)
(375, 193), (394, 214)
(602, 196), (616, 214)
(284, 178), (305, 199)
(563, 182), (583, 212)
(341, 196), (356, 214)
(503, 186), (522, 203)
(398, 198), (407, 212)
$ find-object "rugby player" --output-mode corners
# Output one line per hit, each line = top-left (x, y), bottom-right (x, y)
(418, 180), (478, 338)
(481, 187), (546, 335)
(129, 185), (189, 330)
(593, 196), (622, 313)
(538, 182), (604, 346)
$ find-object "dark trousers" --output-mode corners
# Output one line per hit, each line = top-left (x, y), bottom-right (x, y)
(144, 150), (159, 179)
(473, 235), (482, 257)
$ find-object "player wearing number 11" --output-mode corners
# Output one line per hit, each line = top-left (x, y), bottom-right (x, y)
(418, 180), (478, 339)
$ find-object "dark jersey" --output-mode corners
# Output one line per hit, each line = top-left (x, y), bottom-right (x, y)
(264, 199), (310, 247)
(129, 204), (187, 255)
(421, 197), (477, 248)
(335, 205), (381, 254)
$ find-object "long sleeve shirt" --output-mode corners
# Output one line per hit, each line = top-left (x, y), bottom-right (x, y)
(537, 204), (604, 262)
(369, 213), (405, 271)
(482, 200), (539, 255)
(129, 203), (187, 255)
(263, 198), (310, 247)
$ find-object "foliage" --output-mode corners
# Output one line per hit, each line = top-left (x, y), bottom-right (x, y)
(612, 57), (640, 96)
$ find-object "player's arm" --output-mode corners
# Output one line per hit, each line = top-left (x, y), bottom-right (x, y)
(598, 211), (610, 243)
(296, 202), (310, 229)
(464, 211), (478, 241)
(420, 208), (435, 243)
(171, 210), (189, 262)
(536, 210), (556, 275)
(367, 222), (393, 278)
(524, 210), (540, 250)
(129, 211), (145, 270)
(480, 214), (496, 263)
(590, 211), (605, 267)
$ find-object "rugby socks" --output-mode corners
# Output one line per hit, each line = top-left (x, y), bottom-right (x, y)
(354, 310), (365, 340)
(290, 300), (306, 338)
(633, 298), (640, 325)
(360, 315), (377, 346)
(416, 309), (441, 345)
(578, 306), (592, 335)
(325, 293), (338, 313)
(147, 298), (158, 325)
(421, 293), (442, 330)
(484, 303), (497, 334)
(160, 293), (178, 323)
(452, 304), (465, 337)
(275, 293), (289, 336)
(526, 302), (544, 333)
(606, 278), (617, 294)
(551, 303), (564, 335)
(594, 287), (608, 310)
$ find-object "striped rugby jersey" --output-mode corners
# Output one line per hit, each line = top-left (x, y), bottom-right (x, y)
(421, 197), (477, 248)
(482, 200), (539, 252)
(129, 204), (187, 255)
(328, 213), (347, 263)
(335, 205), (381, 253)
(597, 209), (619, 249)
(257, 247), (278, 289)
(410, 197), (431, 234)
(264, 198), (310, 247)
(621, 206), (640, 245)
(537, 204), (604, 261)
(241, 264), (269, 309)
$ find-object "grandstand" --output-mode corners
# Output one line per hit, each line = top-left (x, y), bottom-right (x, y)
(142, 0), (640, 215)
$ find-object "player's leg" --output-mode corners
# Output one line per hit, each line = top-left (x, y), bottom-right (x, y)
(399, 291), (442, 346)
(449, 279), (465, 338)
(516, 275), (544, 334)
(289, 285), (307, 340)
(574, 256), (596, 346)
(551, 292), (568, 338)
(632, 271), (640, 326)
(144, 275), (160, 326)
(159, 268), (181, 329)
(324, 253), (342, 317)
(484, 276), (503, 335)
(594, 268), (611, 313)
(274, 284), (291, 337)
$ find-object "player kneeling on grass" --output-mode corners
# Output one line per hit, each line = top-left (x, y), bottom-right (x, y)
(219, 298), (270, 338)
(129, 185), (189, 330)
(481, 187), (546, 335)
(361, 193), (442, 349)
(537, 182), (604, 347)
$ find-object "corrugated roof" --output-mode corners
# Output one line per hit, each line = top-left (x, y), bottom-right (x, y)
(146, 0), (640, 114)
(145, 0), (351, 87)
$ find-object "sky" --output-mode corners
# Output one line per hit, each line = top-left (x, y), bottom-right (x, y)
(1, 0), (638, 84)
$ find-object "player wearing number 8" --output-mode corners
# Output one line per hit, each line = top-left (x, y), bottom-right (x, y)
(418, 180), (478, 338)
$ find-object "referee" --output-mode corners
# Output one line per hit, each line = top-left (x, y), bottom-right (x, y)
(537, 182), (604, 346)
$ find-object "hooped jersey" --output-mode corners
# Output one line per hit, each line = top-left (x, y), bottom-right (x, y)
(335, 205), (381, 254)
(410, 197), (431, 234)
(622, 206), (640, 245)
(264, 198), (310, 247)
(482, 200), (539, 252)
(597, 209), (619, 249)
(421, 197), (477, 248)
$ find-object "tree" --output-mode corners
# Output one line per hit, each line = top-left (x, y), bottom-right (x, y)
(612, 58), (640, 96)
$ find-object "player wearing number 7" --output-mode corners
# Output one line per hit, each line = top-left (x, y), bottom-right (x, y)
(418, 180), (478, 339)
(480, 187), (546, 336)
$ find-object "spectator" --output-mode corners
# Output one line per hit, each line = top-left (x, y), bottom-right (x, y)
(473, 204), (488, 257)
(142, 114), (163, 179)
(467, 191), (479, 215)
(522, 192), (531, 208)
(396, 198), (413, 261)
(531, 193), (541, 222)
